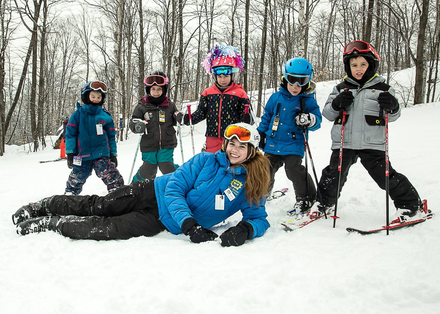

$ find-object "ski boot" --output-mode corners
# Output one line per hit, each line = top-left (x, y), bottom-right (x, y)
(287, 199), (315, 216)
(12, 197), (53, 225)
(16, 216), (59, 236)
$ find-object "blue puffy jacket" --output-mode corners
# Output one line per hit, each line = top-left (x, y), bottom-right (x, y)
(257, 84), (322, 157)
(65, 102), (117, 161)
(154, 151), (270, 238)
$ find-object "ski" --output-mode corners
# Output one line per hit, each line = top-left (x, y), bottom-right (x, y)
(347, 212), (433, 235)
(39, 158), (63, 163)
(281, 207), (333, 232)
(267, 188), (289, 201)
(347, 199), (433, 235)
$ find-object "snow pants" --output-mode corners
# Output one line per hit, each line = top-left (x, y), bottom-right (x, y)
(265, 153), (316, 202)
(318, 149), (421, 210)
(50, 180), (166, 240)
(65, 157), (124, 195)
(132, 149), (176, 183)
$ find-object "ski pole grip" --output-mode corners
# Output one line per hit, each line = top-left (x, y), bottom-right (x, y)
(244, 104), (249, 114)
(187, 104), (192, 120)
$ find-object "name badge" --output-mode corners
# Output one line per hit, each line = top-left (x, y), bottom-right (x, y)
(96, 124), (103, 135)
(224, 188), (235, 201)
(159, 110), (165, 123)
(73, 156), (82, 166)
(215, 195), (225, 210)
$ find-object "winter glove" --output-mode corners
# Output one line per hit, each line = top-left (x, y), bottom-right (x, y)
(110, 156), (118, 167)
(133, 120), (146, 134)
(176, 112), (184, 125)
(295, 113), (316, 128)
(183, 114), (190, 126)
(242, 113), (251, 124)
(181, 218), (218, 243)
(258, 132), (266, 150)
(378, 92), (399, 112)
(220, 221), (254, 247)
(67, 154), (74, 169)
(331, 90), (354, 111)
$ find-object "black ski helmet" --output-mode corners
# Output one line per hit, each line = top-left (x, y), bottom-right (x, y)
(144, 71), (168, 96)
(81, 81), (107, 105)
(343, 40), (380, 77)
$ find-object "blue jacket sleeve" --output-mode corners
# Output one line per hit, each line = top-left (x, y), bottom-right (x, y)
(241, 200), (270, 238)
(305, 97), (322, 132)
(65, 112), (78, 155)
(163, 154), (207, 228)
(104, 118), (117, 156)
(257, 94), (277, 134)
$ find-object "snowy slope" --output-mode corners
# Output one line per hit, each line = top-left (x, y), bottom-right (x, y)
(1, 80), (439, 313)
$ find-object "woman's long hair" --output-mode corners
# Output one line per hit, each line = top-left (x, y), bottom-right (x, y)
(223, 139), (271, 206)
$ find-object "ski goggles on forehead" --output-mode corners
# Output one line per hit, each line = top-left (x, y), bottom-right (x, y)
(224, 125), (251, 142)
(285, 73), (311, 87)
(89, 81), (107, 93)
(144, 75), (168, 86)
(343, 40), (380, 60)
(211, 66), (238, 76)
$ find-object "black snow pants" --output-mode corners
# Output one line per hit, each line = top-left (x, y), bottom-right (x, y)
(47, 180), (166, 240)
(265, 153), (316, 202)
(318, 149), (421, 210)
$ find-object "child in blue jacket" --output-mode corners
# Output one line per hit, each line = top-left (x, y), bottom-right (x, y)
(13, 123), (271, 247)
(64, 81), (124, 195)
(257, 58), (322, 215)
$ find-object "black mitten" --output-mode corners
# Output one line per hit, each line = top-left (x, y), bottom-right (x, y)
(220, 221), (254, 247)
(378, 92), (399, 112)
(332, 90), (354, 111)
(67, 154), (74, 169)
(258, 132), (266, 150)
(110, 156), (118, 167)
(181, 218), (218, 243)
(183, 114), (190, 126)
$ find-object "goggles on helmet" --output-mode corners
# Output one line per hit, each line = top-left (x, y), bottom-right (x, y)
(144, 75), (169, 86)
(224, 125), (252, 143)
(343, 40), (380, 61)
(89, 81), (107, 93)
(285, 73), (311, 87)
(212, 66), (239, 76)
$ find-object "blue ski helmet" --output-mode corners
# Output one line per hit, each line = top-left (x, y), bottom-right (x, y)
(282, 58), (313, 87)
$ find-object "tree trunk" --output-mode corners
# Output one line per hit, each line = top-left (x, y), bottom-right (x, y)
(413, 0), (429, 105)
(257, 0), (268, 118)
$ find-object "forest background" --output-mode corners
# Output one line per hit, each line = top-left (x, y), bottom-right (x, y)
(0, 0), (439, 156)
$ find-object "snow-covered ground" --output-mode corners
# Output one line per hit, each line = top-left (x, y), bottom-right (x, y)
(1, 72), (440, 313)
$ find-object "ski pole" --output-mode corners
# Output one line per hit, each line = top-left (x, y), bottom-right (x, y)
(383, 109), (390, 235)
(129, 118), (147, 183)
(129, 134), (142, 183)
(300, 99), (326, 218)
(333, 109), (347, 228)
(299, 99), (310, 213)
(176, 110), (185, 163)
(187, 104), (196, 156)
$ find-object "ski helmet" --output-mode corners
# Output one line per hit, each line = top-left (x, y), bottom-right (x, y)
(224, 123), (260, 148)
(81, 81), (107, 105)
(282, 58), (314, 86)
(144, 71), (168, 96)
(343, 40), (380, 74)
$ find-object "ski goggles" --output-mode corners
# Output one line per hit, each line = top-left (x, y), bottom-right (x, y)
(211, 66), (239, 76)
(144, 75), (168, 86)
(343, 40), (380, 61)
(284, 73), (311, 87)
(89, 81), (107, 93)
(224, 125), (252, 143)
